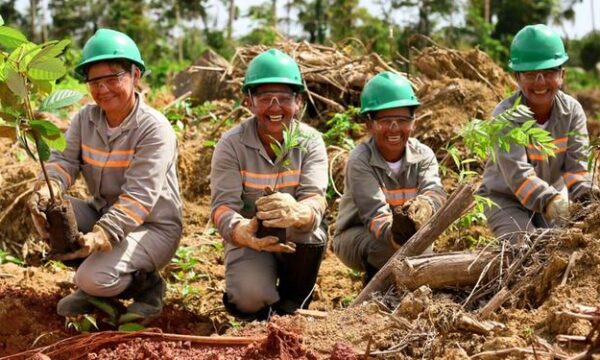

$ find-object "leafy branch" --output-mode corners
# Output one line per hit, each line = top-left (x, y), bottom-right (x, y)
(0, 15), (83, 203)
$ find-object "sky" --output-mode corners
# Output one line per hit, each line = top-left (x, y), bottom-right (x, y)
(15, 0), (599, 39)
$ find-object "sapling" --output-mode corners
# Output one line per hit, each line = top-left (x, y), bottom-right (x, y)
(0, 17), (83, 254)
(256, 122), (310, 242)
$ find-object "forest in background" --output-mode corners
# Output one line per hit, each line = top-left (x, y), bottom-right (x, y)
(1, 0), (599, 91)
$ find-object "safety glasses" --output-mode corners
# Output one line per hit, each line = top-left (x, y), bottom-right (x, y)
(86, 71), (128, 91)
(372, 115), (414, 130)
(251, 91), (297, 107)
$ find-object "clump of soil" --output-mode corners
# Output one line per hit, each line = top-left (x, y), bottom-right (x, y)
(242, 323), (318, 359)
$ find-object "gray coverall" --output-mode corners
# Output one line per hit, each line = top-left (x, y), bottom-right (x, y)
(333, 137), (446, 270)
(477, 91), (593, 241)
(45, 95), (182, 297)
(210, 117), (328, 314)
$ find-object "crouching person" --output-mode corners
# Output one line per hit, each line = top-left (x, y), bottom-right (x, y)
(333, 72), (446, 284)
(210, 49), (328, 320)
(27, 29), (182, 324)
(477, 24), (600, 242)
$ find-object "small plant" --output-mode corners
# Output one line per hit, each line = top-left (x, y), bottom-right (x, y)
(65, 314), (98, 333)
(323, 106), (361, 150)
(0, 16), (83, 254)
(0, 249), (24, 265)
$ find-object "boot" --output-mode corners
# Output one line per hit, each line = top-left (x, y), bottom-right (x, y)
(275, 242), (326, 315)
(222, 293), (272, 321)
(121, 271), (166, 325)
(57, 289), (94, 316)
(363, 262), (379, 287)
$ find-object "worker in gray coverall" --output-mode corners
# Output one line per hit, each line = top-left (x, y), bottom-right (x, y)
(210, 49), (328, 320)
(27, 29), (182, 324)
(478, 24), (600, 242)
(333, 72), (446, 284)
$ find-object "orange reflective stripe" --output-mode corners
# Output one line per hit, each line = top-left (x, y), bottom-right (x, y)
(274, 181), (300, 189)
(47, 163), (72, 186)
(119, 194), (149, 215)
(82, 143), (134, 156)
(387, 198), (409, 206)
(515, 177), (533, 198)
(83, 155), (131, 168)
(521, 183), (540, 205)
(213, 205), (233, 226)
(240, 169), (300, 179)
(383, 188), (417, 194)
(528, 154), (546, 161)
(114, 204), (143, 224)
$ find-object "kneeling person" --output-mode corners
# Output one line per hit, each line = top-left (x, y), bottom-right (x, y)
(333, 72), (446, 283)
(210, 49), (328, 320)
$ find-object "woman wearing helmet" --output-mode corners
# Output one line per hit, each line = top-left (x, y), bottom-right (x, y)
(478, 24), (599, 242)
(333, 72), (446, 284)
(210, 49), (328, 320)
(27, 29), (182, 324)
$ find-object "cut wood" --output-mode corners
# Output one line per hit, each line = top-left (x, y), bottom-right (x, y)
(390, 251), (500, 291)
(477, 287), (511, 319)
(351, 183), (476, 306)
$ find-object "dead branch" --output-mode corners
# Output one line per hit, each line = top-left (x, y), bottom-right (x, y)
(351, 183), (475, 306)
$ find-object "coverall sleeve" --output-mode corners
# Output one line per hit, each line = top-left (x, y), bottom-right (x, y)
(97, 121), (177, 242)
(210, 137), (245, 243)
(347, 155), (392, 244)
(416, 146), (446, 211)
(562, 102), (594, 200)
(294, 133), (328, 232)
(491, 107), (559, 213)
(43, 112), (83, 191)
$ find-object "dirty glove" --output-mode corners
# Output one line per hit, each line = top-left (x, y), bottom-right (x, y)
(574, 187), (600, 204)
(405, 195), (434, 230)
(27, 180), (62, 240)
(54, 225), (113, 261)
(390, 206), (417, 249)
(255, 192), (314, 230)
(232, 217), (296, 253)
(544, 194), (569, 221)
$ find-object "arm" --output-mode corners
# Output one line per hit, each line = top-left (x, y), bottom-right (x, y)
(210, 136), (245, 243)
(347, 154), (392, 244)
(43, 112), (83, 191)
(563, 102), (594, 201)
(96, 121), (176, 242)
(416, 146), (446, 211)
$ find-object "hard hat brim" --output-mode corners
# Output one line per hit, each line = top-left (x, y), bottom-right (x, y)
(75, 54), (146, 77)
(360, 98), (420, 115)
(242, 77), (305, 93)
(509, 56), (568, 72)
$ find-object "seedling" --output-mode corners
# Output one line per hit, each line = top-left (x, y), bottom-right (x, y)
(65, 314), (98, 333)
(0, 17), (83, 254)
(0, 249), (24, 265)
(257, 122), (312, 242)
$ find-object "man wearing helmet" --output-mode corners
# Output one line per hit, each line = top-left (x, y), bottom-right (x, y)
(210, 49), (328, 319)
(478, 24), (600, 242)
(333, 72), (446, 283)
(27, 29), (182, 324)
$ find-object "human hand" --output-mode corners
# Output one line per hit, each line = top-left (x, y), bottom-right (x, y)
(53, 225), (113, 261)
(255, 192), (313, 229)
(232, 217), (296, 253)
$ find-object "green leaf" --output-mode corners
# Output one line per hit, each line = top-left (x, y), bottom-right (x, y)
(5, 67), (26, 98)
(118, 312), (145, 324)
(35, 135), (51, 161)
(29, 40), (70, 66)
(27, 57), (66, 81)
(87, 297), (118, 320)
(118, 323), (145, 332)
(0, 15), (4, 26)
(39, 89), (83, 111)
(45, 134), (66, 152)
(30, 79), (54, 96)
(0, 26), (27, 51)
(30, 119), (61, 139)
(82, 314), (98, 332)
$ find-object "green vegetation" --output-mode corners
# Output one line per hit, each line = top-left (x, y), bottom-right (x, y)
(323, 106), (361, 150)
(0, 249), (23, 265)
(0, 15), (82, 203)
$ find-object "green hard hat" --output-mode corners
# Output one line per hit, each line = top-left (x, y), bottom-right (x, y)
(242, 49), (305, 93)
(75, 28), (145, 77)
(508, 24), (568, 72)
(360, 72), (420, 115)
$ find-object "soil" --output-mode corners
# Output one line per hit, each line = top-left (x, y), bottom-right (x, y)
(1, 45), (599, 359)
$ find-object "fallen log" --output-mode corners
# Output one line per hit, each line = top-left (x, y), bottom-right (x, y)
(351, 182), (476, 306)
(390, 251), (500, 291)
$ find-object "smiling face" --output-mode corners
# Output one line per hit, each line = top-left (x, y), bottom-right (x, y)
(368, 107), (415, 162)
(516, 67), (564, 114)
(86, 61), (140, 124)
(245, 83), (303, 145)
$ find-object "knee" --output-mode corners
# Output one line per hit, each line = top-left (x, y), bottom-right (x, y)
(227, 283), (278, 314)
(74, 267), (125, 297)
